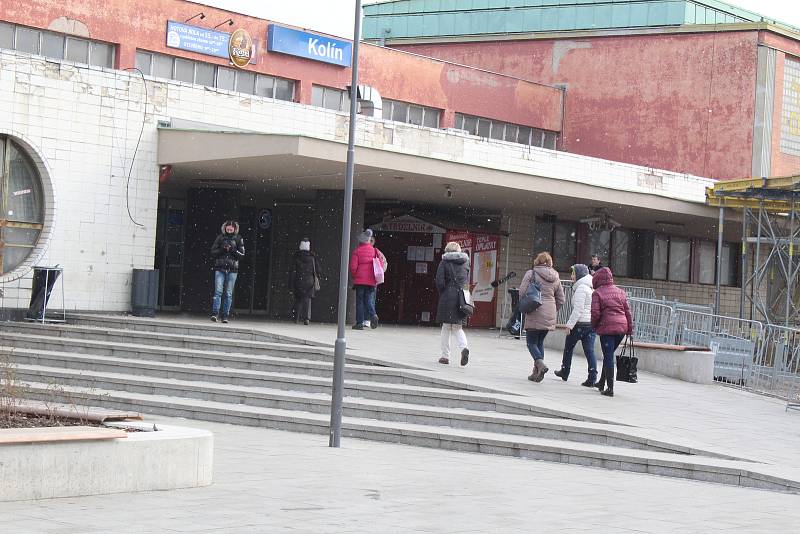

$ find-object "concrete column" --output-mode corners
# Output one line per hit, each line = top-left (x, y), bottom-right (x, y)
(312, 189), (366, 323)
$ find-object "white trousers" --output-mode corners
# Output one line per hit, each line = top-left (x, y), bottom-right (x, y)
(440, 324), (468, 358)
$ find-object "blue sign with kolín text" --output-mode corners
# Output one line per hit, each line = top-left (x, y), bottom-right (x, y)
(267, 24), (352, 68)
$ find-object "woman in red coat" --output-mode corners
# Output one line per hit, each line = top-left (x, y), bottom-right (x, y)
(348, 229), (386, 330)
(590, 267), (633, 397)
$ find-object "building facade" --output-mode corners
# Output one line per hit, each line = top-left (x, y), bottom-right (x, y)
(364, 0), (800, 182)
(0, 0), (744, 326)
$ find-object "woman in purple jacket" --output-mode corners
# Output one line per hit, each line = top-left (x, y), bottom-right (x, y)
(590, 267), (633, 397)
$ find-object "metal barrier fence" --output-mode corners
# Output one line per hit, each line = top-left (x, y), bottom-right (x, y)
(755, 325), (800, 409)
(618, 285), (657, 300)
(628, 298), (675, 345)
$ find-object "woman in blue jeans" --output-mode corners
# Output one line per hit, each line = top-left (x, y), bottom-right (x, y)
(210, 220), (245, 323)
(590, 267), (633, 397)
(348, 229), (386, 330)
(518, 252), (565, 382)
(554, 264), (598, 387)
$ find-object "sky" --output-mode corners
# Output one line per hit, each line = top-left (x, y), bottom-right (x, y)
(193, 0), (800, 39)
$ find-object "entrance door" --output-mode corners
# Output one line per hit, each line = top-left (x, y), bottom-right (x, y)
(181, 188), (240, 312)
(234, 207), (272, 314)
(155, 197), (185, 310)
(374, 232), (439, 325)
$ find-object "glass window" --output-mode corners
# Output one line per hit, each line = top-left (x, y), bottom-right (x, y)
(588, 229), (611, 265)
(174, 58), (194, 83)
(41, 32), (64, 59)
(311, 85), (324, 107)
(236, 71), (256, 94)
(15, 27), (40, 55)
(392, 101), (408, 122)
(256, 74), (275, 98)
(534, 219), (553, 256)
(0, 137), (44, 274)
(134, 51), (151, 75)
(217, 66), (236, 91)
(720, 244), (735, 286)
(504, 124), (518, 143)
(462, 116), (478, 135)
(323, 88), (343, 110)
(477, 119), (491, 137)
(0, 22), (13, 49)
(553, 222), (577, 271)
(612, 229), (631, 277)
(518, 126), (532, 145)
(274, 78), (294, 101)
(194, 62), (215, 87)
(382, 100), (393, 120)
(408, 105), (424, 126)
(423, 109), (439, 128)
(89, 42), (113, 68)
(489, 122), (504, 140)
(698, 240), (716, 284)
(153, 54), (174, 79)
(668, 238), (691, 282)
(531, 129), (545, 147)
(544, 131), (558, 149)
(66, 38), (89, 63)
(652, 235), (668, 280)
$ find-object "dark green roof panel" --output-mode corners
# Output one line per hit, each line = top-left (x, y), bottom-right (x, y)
(363, 0), (796, 39)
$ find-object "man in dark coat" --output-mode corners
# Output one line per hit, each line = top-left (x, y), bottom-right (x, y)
(435, 241), (471, 366)
(290, 238), (319, 325)
(210, 220), (245, 323)
(588, 254), (604, 275)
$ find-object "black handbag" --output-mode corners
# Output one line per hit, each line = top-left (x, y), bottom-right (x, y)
(615, 336), (638, 383)
(518, 271), (542, 314)
(447, 263), (474, 317)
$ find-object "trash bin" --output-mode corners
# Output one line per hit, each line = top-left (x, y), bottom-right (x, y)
(131, 268), (159, 317)
(26, 266), (62, 321)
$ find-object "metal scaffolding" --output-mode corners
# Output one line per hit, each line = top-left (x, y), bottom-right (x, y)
(707, 176), (800, 327)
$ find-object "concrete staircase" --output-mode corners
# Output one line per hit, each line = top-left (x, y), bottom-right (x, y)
(3, 315), (798, 493)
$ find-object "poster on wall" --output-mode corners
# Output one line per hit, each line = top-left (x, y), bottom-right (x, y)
(472, 235), (499, 303)
(444, 231), (473, 258)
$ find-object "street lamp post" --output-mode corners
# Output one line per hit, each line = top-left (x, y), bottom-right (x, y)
(329, 0), (362, 448)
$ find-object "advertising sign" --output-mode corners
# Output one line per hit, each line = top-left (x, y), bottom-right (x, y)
(472, 235), (499, 303)
(166, 21), (230, 59)
(229, 28), (253, 68)
(267, 24), (352, 67)
(781, 57), (800, 157)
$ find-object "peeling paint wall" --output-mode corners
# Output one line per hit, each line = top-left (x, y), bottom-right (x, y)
(397, 31), (763, 181)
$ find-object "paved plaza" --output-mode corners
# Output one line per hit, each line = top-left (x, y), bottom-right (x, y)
(2, 319), (800, 533)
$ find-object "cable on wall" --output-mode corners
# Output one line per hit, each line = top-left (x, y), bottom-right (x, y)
(122, 67), (148, 228)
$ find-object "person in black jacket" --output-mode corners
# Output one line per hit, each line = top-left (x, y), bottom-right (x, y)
(588, 254), (604, 275)
(210, 220), (245, 323)
(435, 241), (471, 366)
(290, 238), (319, 325)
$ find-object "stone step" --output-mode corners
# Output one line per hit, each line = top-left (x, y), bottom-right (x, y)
(11, 364), (539, 415)
(66, 313), (329, 347)
(20, 381), (799, 493)
(6, 347), (469, 391)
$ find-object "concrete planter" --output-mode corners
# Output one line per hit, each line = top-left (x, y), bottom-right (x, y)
(0, 422), (213, 501)
(543, 327), (714, 384)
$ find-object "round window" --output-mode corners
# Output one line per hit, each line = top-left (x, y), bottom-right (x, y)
(0, 136), (44, 274)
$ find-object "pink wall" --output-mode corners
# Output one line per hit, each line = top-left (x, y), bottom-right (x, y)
(0, 0), (562, 132)
(760, 32), (800, 178)
(398, 31), (763, 180)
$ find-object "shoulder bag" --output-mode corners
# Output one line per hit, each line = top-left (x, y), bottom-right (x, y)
(372, 249), (385, 285)
(518, 271), (542, 314)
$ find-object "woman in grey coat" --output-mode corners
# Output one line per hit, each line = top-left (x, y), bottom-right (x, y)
(518, 251), (565, 382)
(435, 241), (471, 366)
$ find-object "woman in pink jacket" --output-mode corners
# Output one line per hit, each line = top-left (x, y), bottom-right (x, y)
(348, 229), (386, 330)
(590, 267), (633, 397)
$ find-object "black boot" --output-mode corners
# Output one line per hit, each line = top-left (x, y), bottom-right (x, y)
(596, 367), (606, 391)
(554, 367), (569, 381)
(601, 366), (614, 397)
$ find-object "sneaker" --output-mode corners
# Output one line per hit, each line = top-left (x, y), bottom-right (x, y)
(554, 368), (569, 381)
(221, 317), (229, 324)
(352, 324), (364, 330)
(438, 357), (449, 364)
(460, 348), (469, 366)
(371, 315), (379, 329)
(303, 319), (310, 325)
(363, 321), (371, 328)
(210, 315), (218, 322)
(601, 388), (614, 397)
